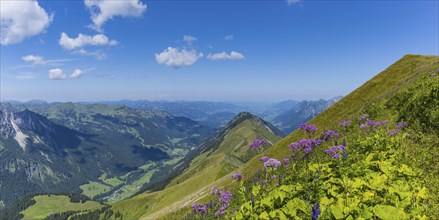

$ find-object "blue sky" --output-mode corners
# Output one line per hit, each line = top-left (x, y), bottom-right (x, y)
(1, 0), (438, 102)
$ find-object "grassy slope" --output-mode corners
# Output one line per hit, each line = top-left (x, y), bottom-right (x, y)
(110, 117), (281, 219)
(155, 54), (438, 219)
(21, 195), (103, 219)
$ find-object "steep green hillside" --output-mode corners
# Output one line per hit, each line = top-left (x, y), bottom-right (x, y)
(102, 113), (282, 219)
(162, 54), (438, 219)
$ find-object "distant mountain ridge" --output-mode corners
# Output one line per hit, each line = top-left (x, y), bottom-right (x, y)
(0, 104), (214, 206)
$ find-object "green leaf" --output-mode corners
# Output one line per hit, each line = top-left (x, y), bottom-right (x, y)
(360, 205), (373, 219)
(330, 203), (345, 219)
(373, 205), (406, 219)
(259, 211), (269, 220)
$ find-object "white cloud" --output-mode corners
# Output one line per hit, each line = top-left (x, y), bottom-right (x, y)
(59, 32), (117, 50)
(155, 47), (203, 68)
(207, 51), (245, 61)
(183, 35), (197, 43)
(85, 0), (147, 30)
(224, 35), (234, 41)
(0, 0), (53, 45)
(70, 69), (83, 78)
(22, 55), (46, 65)
(48, 68), (66, 80)
(287, 0), (302, 5)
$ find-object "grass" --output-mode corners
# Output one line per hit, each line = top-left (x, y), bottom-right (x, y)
(21, 195), (103, 220)
(157, 54), (439, 219)
(80, 181), (112, 199)
(107, 169), (158, 204)
(109, 116), (282, 219)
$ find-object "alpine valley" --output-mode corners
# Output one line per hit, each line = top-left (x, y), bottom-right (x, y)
(0, 96), (337, 219)
(1, 55), (437, 220)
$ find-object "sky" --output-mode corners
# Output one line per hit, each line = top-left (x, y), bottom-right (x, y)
(1, 0), (438, 103)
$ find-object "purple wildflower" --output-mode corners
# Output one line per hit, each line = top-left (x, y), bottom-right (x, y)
(366, 119), (375, 126)
(289, 138), (322, 155)
(359, 114), (369, 121)
(283, 158), (290, 166)
(359, 124), (368, 129)
(343, 152), (348, 158)
(374, 120), (390, 128)
(323, 130), (340, 140)
(192, 202), (208, 214)
(300, 123), (318, 133)
(264, 158), (281, 168)
(250, 139), (268, 150)
(388, 129), (399, 136)
(312, 203), (321, 220)
(430, 72), (436, 77)
(219, 191), (233, 204)
(231, 173), (242, 181)
(396, 121), (409, 128)
(339, 120), (352, 127)
(324, 145), (346, 159)
(259, 156), (269, 162)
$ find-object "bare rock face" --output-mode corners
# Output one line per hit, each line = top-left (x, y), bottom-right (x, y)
(0, 106), (16, 137)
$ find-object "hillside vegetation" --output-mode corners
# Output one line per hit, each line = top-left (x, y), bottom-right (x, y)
(166, 54), (439, 219)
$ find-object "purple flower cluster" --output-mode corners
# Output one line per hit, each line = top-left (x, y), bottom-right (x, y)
(323, 130), (341, 141)
(359, 114), (369, 121)
(396, 121), (409, 128)
(360, 119), (377, 129)
(388, 129), (399, 136)
(216, 191), (233, 216)
(288, 138), (323, 154)
(430, 72), (437, 77)
(300, 123), (318, 133)
(250, 139), (268, 150)
(191, 202), (208, 214)
(324, 145), (346, 159)
(339, 120), (352, 127)
(283, 158), (290, 166)
(374, 120), (390, 128)
(264, 158), (281, 168)
(259, 156), (269, 162)
(312, 203), (321, 220)
(231, 173), (242, 181)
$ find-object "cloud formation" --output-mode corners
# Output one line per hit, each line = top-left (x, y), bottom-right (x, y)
(48, 68), (66, 80)
(207, 51), (245, 61)
(59, 32), (117, 50)
(287, 0), (302, 5)
(70, 69), (83, 78)
(85, 0), (147, 30)
(224, 35), (234, 41)
(155, 47), (203, 68)
(22, 55), (46, 65)
(48, 68), (84, 80)
(0, 0), (53, 45)
(183, 35), (197, 43)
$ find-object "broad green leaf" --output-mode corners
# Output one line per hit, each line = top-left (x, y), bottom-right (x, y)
(259, 211), (269, 220)
(416, 187), (427, 200)
(360, 205), (373, 219)
(373, 205), (406, 219)
(330, 203), (345, 219)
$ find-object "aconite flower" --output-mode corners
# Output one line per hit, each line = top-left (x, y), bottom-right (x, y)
(312, 203), (321, 220)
